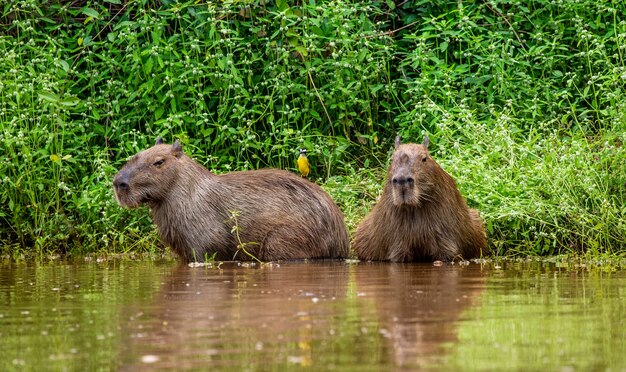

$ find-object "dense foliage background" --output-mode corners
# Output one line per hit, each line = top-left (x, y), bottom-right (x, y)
(1, 0), (624, 258)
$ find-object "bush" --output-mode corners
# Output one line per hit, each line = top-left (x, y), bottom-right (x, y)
(0, 0), (624, 256)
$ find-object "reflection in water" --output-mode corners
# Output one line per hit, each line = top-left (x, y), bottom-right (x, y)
(0, 260), (170, 371)
(120, 262), (353, 370)
(354, 263), (486, 367)
(119, 261), (486, 370)
(1, 259), (624, 370)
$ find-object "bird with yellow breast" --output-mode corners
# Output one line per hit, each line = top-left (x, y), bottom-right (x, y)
(297, 148), (310, 178)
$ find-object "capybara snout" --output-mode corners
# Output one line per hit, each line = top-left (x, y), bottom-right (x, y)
(386, 137), (441, 208)
(112, 173), (129, 192)
(113, 141), (184, 208)
(113, 169), (136, 207)
(391, 175), (414, 186)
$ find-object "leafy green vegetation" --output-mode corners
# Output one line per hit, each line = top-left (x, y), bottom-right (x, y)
(0, 0), (624, 257)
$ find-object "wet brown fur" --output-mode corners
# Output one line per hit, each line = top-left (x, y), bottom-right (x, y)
(353, 136), (487, 262)
(113, 140), (349, 262)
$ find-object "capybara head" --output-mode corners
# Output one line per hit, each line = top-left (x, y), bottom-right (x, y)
(113, 138), (183, 208)
(389, 135), (438, 207)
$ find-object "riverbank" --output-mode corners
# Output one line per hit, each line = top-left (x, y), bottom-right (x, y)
(3, 249), (626, 272)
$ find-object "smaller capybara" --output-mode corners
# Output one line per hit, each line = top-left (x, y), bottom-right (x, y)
(353, 135), (487, 262)
(113, 138), (350, 262)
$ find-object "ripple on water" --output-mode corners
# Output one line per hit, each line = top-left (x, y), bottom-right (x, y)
(0, 260), (624, 370)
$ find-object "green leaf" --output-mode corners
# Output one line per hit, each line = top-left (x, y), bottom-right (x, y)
(276, 0), (289, 11)
(310, 109), (321, 120)
(155, 107), (164, 120)
(201, 127), (214, 137)
(144, 57), (153, 74)
(295, 46), (308, 57)
(82, 7), (100, 19)
(61, 96), (80, 106)
(38, 91), (59, 103)
(371, 84), (384, 93)
(58, 60), (69, 72)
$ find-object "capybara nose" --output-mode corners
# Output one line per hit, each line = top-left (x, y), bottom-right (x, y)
(113, 175), (129, 191)
(115, 181), (129, 191)
(392, 176), (414, 186)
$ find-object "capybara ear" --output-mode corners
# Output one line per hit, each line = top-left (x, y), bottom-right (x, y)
(156, 137), (164, 145)
(395, 135), (402, 148)
(423, 135), (430, 149)
(172, 139), (183, 158)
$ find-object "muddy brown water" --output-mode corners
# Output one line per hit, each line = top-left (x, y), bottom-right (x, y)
(0, 260), (624, 370)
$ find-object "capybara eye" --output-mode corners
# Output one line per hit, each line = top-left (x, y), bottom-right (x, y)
(422, 157), (427, 162)
(153, 159), (165, 167)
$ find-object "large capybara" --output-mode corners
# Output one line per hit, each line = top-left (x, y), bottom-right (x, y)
(113, 138), (350, 262)
(353, 135), (487, 262)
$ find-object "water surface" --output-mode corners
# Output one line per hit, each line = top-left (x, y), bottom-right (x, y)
(0, 259), (624, 370)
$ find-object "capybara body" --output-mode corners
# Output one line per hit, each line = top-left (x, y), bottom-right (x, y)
(113, 139), (350, 262)
(353, 136), (487, 262)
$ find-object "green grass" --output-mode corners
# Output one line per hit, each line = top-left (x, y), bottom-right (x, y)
(0, 0), (624, 257)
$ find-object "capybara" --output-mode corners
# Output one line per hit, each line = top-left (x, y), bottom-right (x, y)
(113, 138), (350, 262)
(353, 135), (487, 262)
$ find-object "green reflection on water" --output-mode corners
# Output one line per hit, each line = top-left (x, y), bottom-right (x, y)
(0, 260), (624, 371)
(0, 260), (173, 371)
(442, 265), (626, 371)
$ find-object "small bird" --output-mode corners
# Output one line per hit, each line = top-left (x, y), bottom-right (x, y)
(297, 148), (310, 178)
